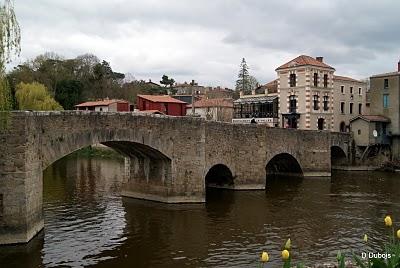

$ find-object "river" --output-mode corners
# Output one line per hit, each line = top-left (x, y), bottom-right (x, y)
(1, 155), (400, 267)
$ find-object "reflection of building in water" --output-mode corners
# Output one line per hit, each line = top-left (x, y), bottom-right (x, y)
(233, 85), (279, 126)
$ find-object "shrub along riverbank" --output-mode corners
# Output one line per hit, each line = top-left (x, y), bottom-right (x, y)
(71, 146), (124, 161)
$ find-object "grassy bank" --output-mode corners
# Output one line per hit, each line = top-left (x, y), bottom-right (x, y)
(71, 146), (125, 161)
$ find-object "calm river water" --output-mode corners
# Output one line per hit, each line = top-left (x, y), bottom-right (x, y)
(1, 155), (400, 268)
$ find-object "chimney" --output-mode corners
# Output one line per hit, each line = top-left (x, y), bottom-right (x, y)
(316, 57), (324, 63)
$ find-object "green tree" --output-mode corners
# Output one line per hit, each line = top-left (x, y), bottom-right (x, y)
(55, 80), (83, 110)
(249, 75), (259, 91)
(15, 82), (63, 111)
(160, 74), (175, 94)
(0, 0), (20, 113)
(235, 58), (251, 93)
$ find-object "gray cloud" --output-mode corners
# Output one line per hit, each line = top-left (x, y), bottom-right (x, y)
(9, 0), (400, 87)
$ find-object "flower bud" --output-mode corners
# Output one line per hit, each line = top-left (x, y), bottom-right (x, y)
(260, 251), (269, 262)
(385, 216), (393, 227)
(282, 249), (290, 260)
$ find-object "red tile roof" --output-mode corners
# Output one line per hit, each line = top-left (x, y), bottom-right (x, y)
(138, 95), (187, 104)
(333, 75), (363, 83)
(75, 99), (128, 107)
(276, 55), (334, 70)
(187, 98), (233, 108)
(350, 115), (390, 123)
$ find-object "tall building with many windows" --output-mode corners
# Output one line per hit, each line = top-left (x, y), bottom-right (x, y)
(276, 55), (335, 130)
(369, 61), (400, 158)
(333, 75), (367, 132)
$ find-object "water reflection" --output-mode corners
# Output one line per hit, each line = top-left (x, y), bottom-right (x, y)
(1, 156), (400, 267)
(42, 156), (127, 267)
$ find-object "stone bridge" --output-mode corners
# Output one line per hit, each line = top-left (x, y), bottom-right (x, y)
(0, 111), (351, 245)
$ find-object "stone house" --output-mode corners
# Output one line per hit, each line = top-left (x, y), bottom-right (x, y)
(368, 60), (400, 158)
(186, 98), (233, 122)
(277, 55), (335, 130)
(333, 75), (367, 132)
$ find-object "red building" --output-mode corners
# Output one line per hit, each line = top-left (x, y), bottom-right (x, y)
(136, 95), (187, 116)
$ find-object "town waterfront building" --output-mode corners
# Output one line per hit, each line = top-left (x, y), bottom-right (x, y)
(333, 75), (367, 132)
(232, 55), (368, 131)
(276, 55), (336, 130)
(368, 60), (400, 158)
(233, 80), (279, 126)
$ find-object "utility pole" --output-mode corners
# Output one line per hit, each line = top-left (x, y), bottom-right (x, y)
(191, 79), (196, 116)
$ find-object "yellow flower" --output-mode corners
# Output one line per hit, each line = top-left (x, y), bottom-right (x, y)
(260, 251), (269, 262)
(363, 234), (368, 243)
(282, 249), (290, 260)
(284, 238), (291, 249)
(397, 229), (400, 239)
(385, 215), (393, 227)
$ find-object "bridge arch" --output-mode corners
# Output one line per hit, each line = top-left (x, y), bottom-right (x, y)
(205, 164), (234, 189)
(265, 153), (303, 181)
(331, 145), (347, 167)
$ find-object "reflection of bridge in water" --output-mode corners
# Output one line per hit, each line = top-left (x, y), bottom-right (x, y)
(0, 111), (351, 245)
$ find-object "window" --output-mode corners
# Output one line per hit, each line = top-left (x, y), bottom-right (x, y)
(313, 95), (319, 110)
(341, 85), (344, 94)
(340, 102), (345, 114)
(358, 103), (362, 114)
(383, 94), (389, 108)
(290, 73), (296, 87)
(0, 194), (2, 219)
(340, 122), (346, 132)
(314, 73), (318, 87)
(323, 74), (328, 88)
(350, 87), (353, 94)
(318, 118), (324, 130)
(350, 103), (353, 114)
(358, 129), (361, 135)
(358, 87), (362, 95)
(384, 79), (389, 89)
(323, 96), (329, 111)
(289, 95), (297, 113)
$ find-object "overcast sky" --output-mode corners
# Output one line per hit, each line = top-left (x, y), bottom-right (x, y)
(10, 0), (400, 88)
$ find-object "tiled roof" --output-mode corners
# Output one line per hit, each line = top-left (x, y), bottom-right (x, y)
(371, 71), (400, 78)
(138, 95), (187, 104)
(350, 115), (390, 123)
(75, 99), (128, 107)
(333, 75), (363, 83)
(265, 79), (278, 87)
(276, 55), (334, 70)
(187, 98), (233, 108)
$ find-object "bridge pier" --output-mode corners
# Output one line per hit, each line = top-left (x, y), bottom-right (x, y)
(0, 116), (44, 245)
(122, 155), (205, 203)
